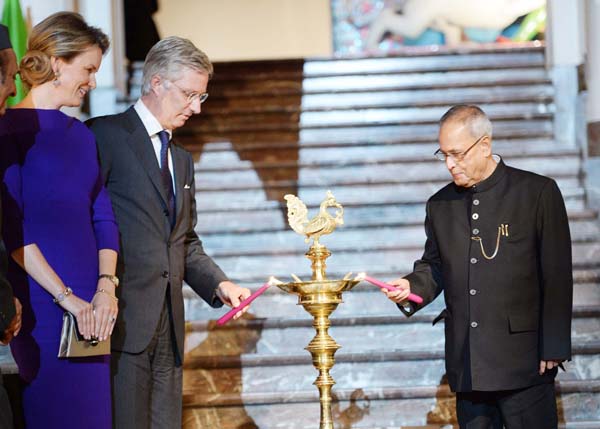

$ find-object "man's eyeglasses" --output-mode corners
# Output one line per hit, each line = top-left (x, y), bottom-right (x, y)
(167, 80), (209, 104)
(434, 134), (487, 162)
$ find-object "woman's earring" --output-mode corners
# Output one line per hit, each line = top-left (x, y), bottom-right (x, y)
(53, 71), (60, 87)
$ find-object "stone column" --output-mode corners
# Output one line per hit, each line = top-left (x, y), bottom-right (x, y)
(78, 0), (125, 116)
(584, 0), (600, 209)
(545, 0), (585, 148)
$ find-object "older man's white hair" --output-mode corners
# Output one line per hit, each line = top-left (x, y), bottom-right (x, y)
(440, 105), (493, 139)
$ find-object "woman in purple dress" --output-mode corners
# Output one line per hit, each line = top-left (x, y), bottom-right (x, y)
(0, 13), (118, 428)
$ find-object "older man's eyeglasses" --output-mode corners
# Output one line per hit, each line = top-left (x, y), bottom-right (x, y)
(434, 134), (487, 162)
(167, 80), (209, 104)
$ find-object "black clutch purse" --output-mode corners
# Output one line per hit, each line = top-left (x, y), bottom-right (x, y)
(57, 312), (110, 358)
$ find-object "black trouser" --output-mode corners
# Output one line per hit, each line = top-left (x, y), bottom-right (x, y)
(0, 371), (14, 429)
(456, 382), (558, 429)
(111, 299), (182, 429)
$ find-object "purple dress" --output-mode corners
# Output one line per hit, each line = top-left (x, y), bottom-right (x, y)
(0, 109), (119, 428)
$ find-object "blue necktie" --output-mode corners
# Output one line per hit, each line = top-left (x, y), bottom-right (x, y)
(157, 130), (176, 228)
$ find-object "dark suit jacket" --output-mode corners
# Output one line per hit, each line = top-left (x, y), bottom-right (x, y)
(401, 160), (573, 392)
(88, 107), (227, 360)
(0, 198), (15, 336)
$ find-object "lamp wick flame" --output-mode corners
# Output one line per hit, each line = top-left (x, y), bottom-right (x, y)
(354, 272), (367, 281)
(268, 276), (284, 286)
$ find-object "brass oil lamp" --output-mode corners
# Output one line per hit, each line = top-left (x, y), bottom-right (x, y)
(277, 191), (359, 429)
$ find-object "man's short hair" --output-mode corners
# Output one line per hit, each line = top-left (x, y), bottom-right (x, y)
(141, 36), (213, 95)
(439, 105), (493, 139)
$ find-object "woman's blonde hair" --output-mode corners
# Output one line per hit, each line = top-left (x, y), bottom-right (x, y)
(20, 12), (109, 89)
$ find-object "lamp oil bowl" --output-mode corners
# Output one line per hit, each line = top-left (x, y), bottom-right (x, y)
(277, 191), (359, 429)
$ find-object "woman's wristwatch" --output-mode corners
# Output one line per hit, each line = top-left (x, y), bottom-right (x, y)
(99, 274), (119, 288)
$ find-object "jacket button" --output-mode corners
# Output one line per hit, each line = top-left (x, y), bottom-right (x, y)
(472, 228), (479, 235)
(470, 289), (477, 295)
(163, 209), (169, 217)
(473, 199), (480, 206)
(470, 321), (478, 328)
(470, 258), (478, 264)
(472, 213), (479, 220)
(162, 271), (169, 278)
(167, 241), (171, 248)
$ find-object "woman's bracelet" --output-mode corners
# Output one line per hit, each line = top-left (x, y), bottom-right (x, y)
(53, 287), (73, 304)
(95, 288), (118, 302)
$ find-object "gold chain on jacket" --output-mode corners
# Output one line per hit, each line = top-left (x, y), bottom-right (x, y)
(471, 224), (509, 260)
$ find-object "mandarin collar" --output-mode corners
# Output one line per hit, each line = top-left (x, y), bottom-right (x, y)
(456, 157), (506, 194)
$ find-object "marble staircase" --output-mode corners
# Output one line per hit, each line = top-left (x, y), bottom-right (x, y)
(160, 44), (599, 428)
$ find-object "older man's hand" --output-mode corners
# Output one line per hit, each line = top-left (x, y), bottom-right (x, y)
(539, 360), (563, 375)
(216, 281), (252, 320)
(0, 298), (22, 345)
(382, 278), (411, 304)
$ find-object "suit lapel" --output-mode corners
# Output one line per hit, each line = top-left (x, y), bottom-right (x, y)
(123, 107), (169, 208)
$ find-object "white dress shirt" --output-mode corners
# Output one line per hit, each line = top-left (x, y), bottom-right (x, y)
(134, 99), (176, 194)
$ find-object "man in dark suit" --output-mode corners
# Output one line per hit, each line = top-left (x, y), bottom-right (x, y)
(88, 37), (251, 428)
(0, 23), (22, 429)
(384, 105), (572, 428)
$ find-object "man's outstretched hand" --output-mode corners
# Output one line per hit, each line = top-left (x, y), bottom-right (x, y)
(216, 281), (252, 320)
(382, 278), (411, 304)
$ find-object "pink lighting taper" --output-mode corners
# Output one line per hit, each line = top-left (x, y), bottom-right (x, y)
(355, 272), (424, 304)
(217, 276), (283, 325)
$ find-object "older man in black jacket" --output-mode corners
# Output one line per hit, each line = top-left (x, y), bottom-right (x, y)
(385, 105), (572, 428)
(0, 23), (22, 429)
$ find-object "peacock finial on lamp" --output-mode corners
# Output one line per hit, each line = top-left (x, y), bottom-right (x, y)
(284, 190), (344, 247)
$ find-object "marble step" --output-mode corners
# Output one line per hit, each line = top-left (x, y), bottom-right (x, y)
(177, 118), (553, 146)
(194, 141), (576, 172)
(0, 346), (16, 374)
(188, 102), (552, 134)
(184, 279), (600, 322)
(182, 352), (600, 396)
(193, 182), (586, 214)
(196, 241), (599, 284)
(194, 153), (578, 188)
(178, 124), (554, 150)
(303, 50), (545, 77)
(211, 48), (545, 81)
(183, 313), (600, 359)
(196, 204), (597, 235)
(300, 102), (553, 128)
(203, 84), (554, 114)
(199, 218), (600, 256)
(207, 45), (545, 80)
(193, 135), (560, 157)
(184, 340), (600, 371)
(194, 102), (553, 132)
(185, 273), (600, 319)
(202, 66), (550, 99)
(181, 384), (600, 428)
(296, 119), (553, 145)
(302, 68), (549, 94)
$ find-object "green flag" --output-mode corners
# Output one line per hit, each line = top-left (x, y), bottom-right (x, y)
(1, 0), (27, 106)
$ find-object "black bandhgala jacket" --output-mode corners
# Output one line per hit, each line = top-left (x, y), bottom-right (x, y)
(401, 160), (573, 392)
